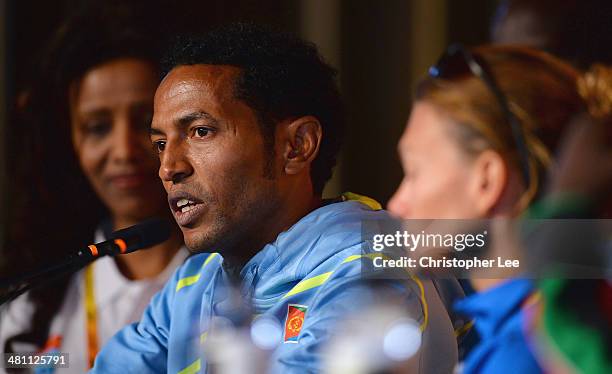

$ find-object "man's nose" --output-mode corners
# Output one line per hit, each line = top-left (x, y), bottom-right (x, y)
(159, 141), (193, 184)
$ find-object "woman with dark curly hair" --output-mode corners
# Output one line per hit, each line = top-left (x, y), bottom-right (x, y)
(0, 4), (185, 372)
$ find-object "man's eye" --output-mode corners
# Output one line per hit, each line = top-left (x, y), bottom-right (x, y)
(153, 140), (166, 153)
(194, 127), (211, 138)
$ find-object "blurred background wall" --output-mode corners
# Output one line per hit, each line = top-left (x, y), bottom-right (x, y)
(1, 0), (7, 250)
(0, 0), (500, 249)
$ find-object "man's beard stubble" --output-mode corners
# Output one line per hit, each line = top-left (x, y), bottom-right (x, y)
(185, 159), (282, 270)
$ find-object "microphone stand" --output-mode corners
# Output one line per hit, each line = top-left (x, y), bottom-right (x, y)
(0, 238), (118, 304)
(0, 217), (171, 306)
(0, 254), (85, 288)
(0, 257), (93, 306)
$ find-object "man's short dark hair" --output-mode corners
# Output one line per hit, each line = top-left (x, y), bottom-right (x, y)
(162, 22), (345, 195)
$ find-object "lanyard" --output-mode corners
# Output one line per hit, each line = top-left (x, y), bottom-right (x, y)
(84, 264), (99, 369)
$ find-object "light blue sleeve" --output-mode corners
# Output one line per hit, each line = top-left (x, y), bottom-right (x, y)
(89, 267), (180, 373)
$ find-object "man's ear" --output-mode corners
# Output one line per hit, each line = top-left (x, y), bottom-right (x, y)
(469, 150), (508, 215)
(282, 116), (322, 175)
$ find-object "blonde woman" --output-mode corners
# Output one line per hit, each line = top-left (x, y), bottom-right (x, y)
(388, 45), (587, 373)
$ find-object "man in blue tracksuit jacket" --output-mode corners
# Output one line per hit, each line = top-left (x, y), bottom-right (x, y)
(92, 195), (428, 373)
(91, 23), (458, 373)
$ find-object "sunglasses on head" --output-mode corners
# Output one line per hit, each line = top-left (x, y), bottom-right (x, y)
(429, 43), (531, 188)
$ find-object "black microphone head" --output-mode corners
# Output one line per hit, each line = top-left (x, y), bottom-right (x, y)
(109, 217), (172, 254)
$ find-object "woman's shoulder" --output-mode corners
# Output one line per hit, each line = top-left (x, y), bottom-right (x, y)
(0, 291), (37, 353)
(0, 291), (36, 331)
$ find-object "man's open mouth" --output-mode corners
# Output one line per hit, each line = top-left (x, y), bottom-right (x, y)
(168, 192), (206, 227)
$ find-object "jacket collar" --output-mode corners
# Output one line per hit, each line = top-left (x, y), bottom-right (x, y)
(238, 197), (387, 310)
(453, 278), (534, 339)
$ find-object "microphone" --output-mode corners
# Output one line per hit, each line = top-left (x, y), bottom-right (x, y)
(0, 218), (172, 296)
(75, 217), (171, 259)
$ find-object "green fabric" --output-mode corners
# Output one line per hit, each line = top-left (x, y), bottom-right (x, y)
(525, 192), (591, 219)
(527, 193), (608, 373)
(540, 279), (612, 374)
(521, 192), (592, 240)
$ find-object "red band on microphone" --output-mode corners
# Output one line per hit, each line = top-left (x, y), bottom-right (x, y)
(88, 245), (99, 256)
(114, 239), (127, 254)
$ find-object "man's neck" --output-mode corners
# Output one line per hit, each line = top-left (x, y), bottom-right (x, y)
(221, 194), (323, 277)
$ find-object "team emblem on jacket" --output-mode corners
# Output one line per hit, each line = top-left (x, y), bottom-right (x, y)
(284, 304), (308, 343)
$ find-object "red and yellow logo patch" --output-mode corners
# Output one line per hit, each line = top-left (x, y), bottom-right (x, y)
(284, 304), (308, 343)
